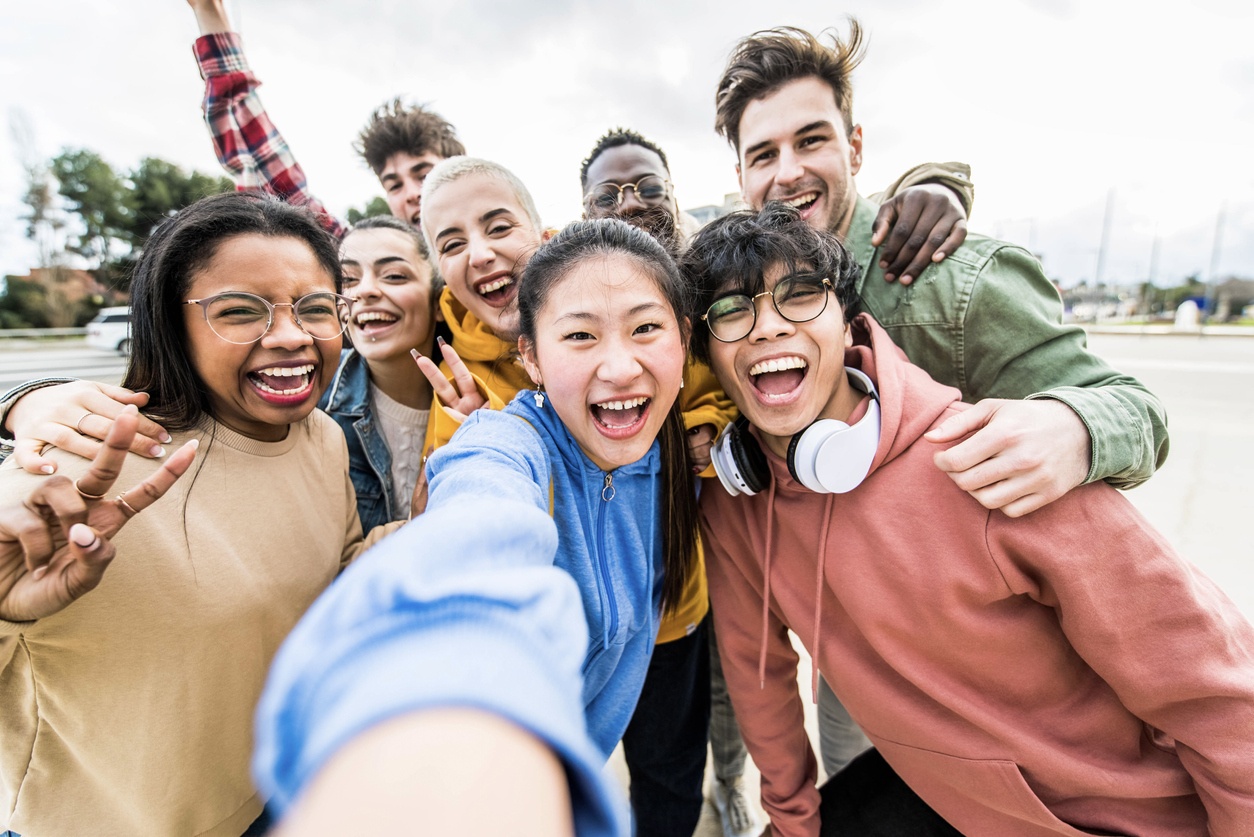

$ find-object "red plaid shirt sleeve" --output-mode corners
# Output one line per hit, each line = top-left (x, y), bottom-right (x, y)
(193, 32), (346, 237)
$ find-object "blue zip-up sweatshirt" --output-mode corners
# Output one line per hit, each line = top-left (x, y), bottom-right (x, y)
(425, 392), (665, 758)
(251, 390), (660, 835)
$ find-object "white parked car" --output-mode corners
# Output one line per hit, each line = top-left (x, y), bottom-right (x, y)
(86, 307), (131, 354)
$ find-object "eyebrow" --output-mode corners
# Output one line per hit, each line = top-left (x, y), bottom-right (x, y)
(553, 301), (668, 324)
(742, 120), (833, 159)
(434, 208), (515, 243)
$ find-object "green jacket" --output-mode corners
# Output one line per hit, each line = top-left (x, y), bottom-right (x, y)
(845, 196), (1168, 489)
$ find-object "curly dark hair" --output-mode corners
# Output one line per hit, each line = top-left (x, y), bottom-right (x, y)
(578, 127), (671, 189)
(679, 202), (862, 365)
(714, 22), (865, 153)
(355, 98), (466, 175)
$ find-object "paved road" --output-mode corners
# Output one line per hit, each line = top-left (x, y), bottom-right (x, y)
(0, 340), (126, 392)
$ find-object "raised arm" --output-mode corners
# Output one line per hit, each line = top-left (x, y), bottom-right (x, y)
(187, 0), (345, 236)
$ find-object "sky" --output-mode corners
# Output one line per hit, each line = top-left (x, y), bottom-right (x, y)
(2, 0), (1251, 289)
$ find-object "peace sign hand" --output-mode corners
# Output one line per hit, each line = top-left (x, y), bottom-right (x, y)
(0, 405), (198, 622)
(412, 337), (488, 422)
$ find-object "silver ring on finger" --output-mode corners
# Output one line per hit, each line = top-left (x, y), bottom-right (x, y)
(75, 412), (92, 435)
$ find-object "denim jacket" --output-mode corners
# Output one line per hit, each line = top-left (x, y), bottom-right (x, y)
(845, 195), (1169, 488)
(318, 349), (396, 532)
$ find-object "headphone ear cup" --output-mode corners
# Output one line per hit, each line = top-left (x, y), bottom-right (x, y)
(729, 415), (769, 495)
(711, 415), (771, 496)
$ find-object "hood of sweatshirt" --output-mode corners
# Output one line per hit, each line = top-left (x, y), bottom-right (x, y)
(750, 313), (964, 695)
(438, 288), (533, 396)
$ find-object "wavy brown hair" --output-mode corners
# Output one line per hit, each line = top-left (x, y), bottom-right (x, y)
(714, 22), (866, 153)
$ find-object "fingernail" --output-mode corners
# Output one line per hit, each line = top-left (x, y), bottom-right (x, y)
(32, 565), (47, 581)
(901, 275), (913, 285)
(879, 260), (888, 269)
(149, 445), (165, 457)
(934, 251), (945, 261)
(70, 523), (97, 548)
(40, 465), (54, 475)
(436, 336), (447, 348)
(410, 348), (422, 361)
(159, 432), (172, 443)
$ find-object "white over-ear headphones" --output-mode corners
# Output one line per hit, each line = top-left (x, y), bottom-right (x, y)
(711, 367), (881, 496)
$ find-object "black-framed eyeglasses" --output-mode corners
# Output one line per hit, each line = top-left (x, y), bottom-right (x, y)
(702, 274), (834, 343)
(584, 175), (671, 212)
(183, 291), (353, 345)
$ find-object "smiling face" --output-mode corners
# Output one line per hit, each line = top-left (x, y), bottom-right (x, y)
(340, 227), (438, 361)
(706, 262), (857, 459)
(519, 253), (687, 472)
(736, 76), (863, 238)
(183, 234), (341, 441)
(582, 144), (679, 246)
(423, 173), (545, 337)
(380, 150), (445, 227)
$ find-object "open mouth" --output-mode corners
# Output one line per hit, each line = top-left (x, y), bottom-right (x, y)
(476, 273), (517, 307)
(353, 310), (400, 339)
(591, 396), (651, 436)
(247, 363), (317, 404)
(783, 192), (820, 216)
(749, 356), (808, 403)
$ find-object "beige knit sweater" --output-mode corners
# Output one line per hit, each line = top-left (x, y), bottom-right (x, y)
(0, 411), (384, 837)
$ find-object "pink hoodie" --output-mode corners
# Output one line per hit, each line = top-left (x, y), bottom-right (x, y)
(701, 315), (1254, 837)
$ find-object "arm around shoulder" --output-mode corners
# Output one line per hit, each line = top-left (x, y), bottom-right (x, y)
(961, 245), (1169, 487)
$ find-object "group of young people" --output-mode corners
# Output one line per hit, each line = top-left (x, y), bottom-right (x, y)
(1, 4), (1250, 837)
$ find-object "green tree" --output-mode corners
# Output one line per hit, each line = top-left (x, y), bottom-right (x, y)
(128, 156), (232, 249)
(51, 148), (132, 268)
(345, 196), (391, 225)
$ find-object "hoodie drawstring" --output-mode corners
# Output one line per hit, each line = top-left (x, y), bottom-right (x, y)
(758, 477), (778, 690)
(812, 495), (835, 702)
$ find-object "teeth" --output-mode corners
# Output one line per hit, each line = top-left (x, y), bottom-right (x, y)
(478, 275), (513, 295)
(749, 357), (807, 377)
(595, 396), (648, 411)
(785, 193), (818, 208)
(255, 364), (314, 377)
(355, 311), (398, 325)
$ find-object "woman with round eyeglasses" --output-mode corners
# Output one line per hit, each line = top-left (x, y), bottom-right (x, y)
(0, 193), (399, 837)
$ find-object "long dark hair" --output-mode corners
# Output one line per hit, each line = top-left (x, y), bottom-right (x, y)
(122, 192), (342, 431)
(518, 218), (698, 616)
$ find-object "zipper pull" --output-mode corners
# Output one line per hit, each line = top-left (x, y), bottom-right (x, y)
(602, 472), (616, 502)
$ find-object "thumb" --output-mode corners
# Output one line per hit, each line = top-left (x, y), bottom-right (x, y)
(870, 203), (894, 247)
(924, 402), (994, 443)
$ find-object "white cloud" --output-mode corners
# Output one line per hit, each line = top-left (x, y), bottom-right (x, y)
(2, 0), (1251, 287)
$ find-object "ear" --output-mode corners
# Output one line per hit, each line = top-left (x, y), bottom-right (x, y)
(843, 318), (854, 350)
(541, 227), (555, 243)
(848, 124), (863, 176)
(518, 335), (542, 387)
